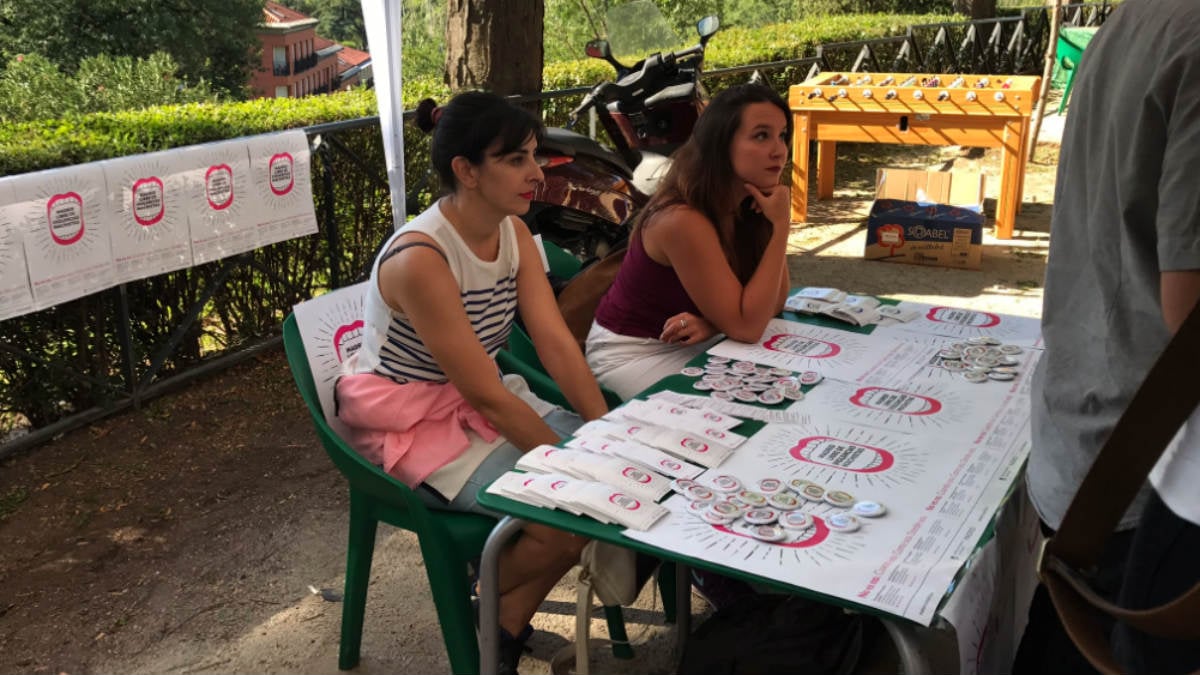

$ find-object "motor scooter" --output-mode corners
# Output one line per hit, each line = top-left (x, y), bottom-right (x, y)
(527, 4), (720, 261)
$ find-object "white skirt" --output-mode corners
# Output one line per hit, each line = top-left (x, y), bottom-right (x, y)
(584, 320), (721, 400)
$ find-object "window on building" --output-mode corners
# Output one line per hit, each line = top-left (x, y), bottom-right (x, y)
(275, 85), (289, 98)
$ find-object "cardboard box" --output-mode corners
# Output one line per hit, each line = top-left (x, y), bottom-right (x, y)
(864, 168), (986, 270)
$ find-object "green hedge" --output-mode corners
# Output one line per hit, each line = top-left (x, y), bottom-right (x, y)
(0, 13), (952, 177)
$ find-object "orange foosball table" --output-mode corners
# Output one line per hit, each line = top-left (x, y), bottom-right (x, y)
(788, 72), (1041, 240)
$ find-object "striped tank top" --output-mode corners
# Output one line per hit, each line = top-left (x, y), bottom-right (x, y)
(354, 202), (520, 384)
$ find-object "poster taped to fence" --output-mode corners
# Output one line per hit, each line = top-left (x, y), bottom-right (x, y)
(103, 151), (193, 283)
(246, 131), (318, 248)
(11, 163), (115, 308)
(181, 139), (258, 265)
(0, 177), (35, 321)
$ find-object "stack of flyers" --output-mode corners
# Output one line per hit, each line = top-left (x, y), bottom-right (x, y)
(564, 435), (705, 480)
(786, 287), (847, 305)
(516, 445), (672, 503)
(615, 398), (743, 433)
(487, 472), (669, 530)
(876, 304), (921, 324)
(574, 418), (735, 468)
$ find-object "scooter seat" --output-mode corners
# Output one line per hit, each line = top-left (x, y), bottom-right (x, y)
(541, 127), (632, 177)
(643, 82), (695, 107)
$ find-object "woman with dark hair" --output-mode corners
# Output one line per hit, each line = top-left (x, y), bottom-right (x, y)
(585, 82), (793, 399)
(336, 91), (606, 674)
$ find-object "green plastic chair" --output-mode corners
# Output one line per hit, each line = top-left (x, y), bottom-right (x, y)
(283, 314), (493, 674)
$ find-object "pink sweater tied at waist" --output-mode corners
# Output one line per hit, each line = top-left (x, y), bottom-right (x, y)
(335, 373), (500, 488)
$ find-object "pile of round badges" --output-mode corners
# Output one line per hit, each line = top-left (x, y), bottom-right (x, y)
(937, 337), (1024, 383)
(680, 356), (821, 406)
(671, 475), (887, 542)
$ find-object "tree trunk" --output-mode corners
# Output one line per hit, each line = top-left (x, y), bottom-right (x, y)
(444, 0), (545, 96)
(952, 0), (998, 20)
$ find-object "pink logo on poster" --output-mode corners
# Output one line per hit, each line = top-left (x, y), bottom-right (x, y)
(268, 153), (295, 196)
(789, 436), (895, 473)
(714, 517), (830, 548)
(132, 177), (165, 226)
(46, 192), (85, 245)
(849, 386), (942, 416)
(763, 333), (841, 358)
(609, 493), (641, 510)
(926, 306), (1000, 328)
(205, 164), (234, 210)
(332, 320), (364, 362)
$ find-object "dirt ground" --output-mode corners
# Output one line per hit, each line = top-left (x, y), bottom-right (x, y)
(0, 118), (1064, 675)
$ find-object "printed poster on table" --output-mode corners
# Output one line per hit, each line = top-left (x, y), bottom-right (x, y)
(706, 317), (890, 380)
(246, 131), (318, 247)
(623, 383), (1032, 625)
(0, 177), (35, 320)
(102, 151), (193, 283)
(11, 163), (114, 308)
(871, 301), (1043, 347)
(179, 139), (257, 265)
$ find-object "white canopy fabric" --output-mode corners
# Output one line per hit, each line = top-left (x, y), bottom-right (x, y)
(360, 0), (406, 230)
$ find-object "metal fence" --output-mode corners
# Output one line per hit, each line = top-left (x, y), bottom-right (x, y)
(0, 3), (1112, 459)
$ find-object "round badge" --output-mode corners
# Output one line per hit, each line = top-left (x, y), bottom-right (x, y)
(800, 484), (826, 501)
(781, 386), (805, 401)
(997, 355), (1021, 366)
(671, 478), (697, 493)
(709, 500), (742, 518)
(788, 477), (816, 492)
(707, 356), (730, 364)
(799, 371), (823, 386)
(681, 366), (705, 377)
(824, 490), (855, 508)
(826, 513), (861, 532)
(999, 344), (1023, 355)
(701, 509), (735, 525)
(938, 348), (963, 359)
(942, 360), (968, 372)
(702, 372), (725, 382)
(692, 380), (715, 391)
(963, 370), (989, 383)
(743, 508), (779, 525)
(779, 511), (813, 530)
(852, 501), (887, 518)
(749, 524), (786, 542)
(733, 389), (760, 403)
(711, 391), (734, 401)
(685, 485), (716, 503)
(710, 475), (742, 493)
(757, 478), (785, 495)
(768, 367), (793, 377)
(688, 500), (711, 517)
(758, 390), (785, 405)
(769, 492), (802, 510)
(736, 490), (768, 507)
(987, 370), (1016, 381)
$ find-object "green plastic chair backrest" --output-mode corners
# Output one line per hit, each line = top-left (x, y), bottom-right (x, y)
(542, 238), (583, 278)
(283, 313), (445, 532)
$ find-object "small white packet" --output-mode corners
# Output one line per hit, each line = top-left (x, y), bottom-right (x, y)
(644, 428), (733, 468)
(877, 304), (921, 323)
(842, 295), (882, 311)
(589, 455), (673, 503)
(789, 287), (846, 303)
(487, 471), (556, 509)
(573, 482), (670, 531)
(565, 435), (705, 480)
(785, 297), (829, 314)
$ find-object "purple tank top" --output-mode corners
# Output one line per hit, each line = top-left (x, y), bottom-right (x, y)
(595, 229), (701, 339)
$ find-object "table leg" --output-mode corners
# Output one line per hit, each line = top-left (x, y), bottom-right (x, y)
(817, 140), (836, 200)
(790, 111), (812, 225)
(880, 617), (934, 675)
(1017, 116), (1031, 215)
(479, 516), (526, 675)
(674, 563), (691, 658)
(995, 119), (1023, 239)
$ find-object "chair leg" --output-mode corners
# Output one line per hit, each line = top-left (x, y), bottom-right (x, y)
(576, 579), (593, 675)
(418, 534), (480, 675)
(340, 492), (379, 670)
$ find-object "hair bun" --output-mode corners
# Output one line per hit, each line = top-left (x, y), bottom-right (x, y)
(415, 98), (442, 133)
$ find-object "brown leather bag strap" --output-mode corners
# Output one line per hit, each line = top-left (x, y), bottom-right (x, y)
(1038, 299), (1200, 671)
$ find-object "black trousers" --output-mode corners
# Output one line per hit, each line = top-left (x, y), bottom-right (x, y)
(1113, 491), (1200, 675)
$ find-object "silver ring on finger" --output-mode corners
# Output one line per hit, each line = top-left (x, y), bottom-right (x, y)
(681, 319), (688, 329)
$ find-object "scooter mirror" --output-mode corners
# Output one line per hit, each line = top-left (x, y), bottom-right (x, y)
(585, 39), (611, 60)
(697, 16), (719, 39)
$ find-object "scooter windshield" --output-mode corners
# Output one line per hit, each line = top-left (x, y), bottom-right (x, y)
(604, 1), (687, 63)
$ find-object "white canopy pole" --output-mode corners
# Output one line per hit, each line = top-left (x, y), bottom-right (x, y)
(360, 0), (406, 230)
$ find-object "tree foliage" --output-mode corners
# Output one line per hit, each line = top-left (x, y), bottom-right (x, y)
(0, 0), (262, 98)
(285, 0), (368, 49)
(0, 52), (216, 123)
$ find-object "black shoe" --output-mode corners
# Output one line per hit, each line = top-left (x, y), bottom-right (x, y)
(497, 625), (532, 675)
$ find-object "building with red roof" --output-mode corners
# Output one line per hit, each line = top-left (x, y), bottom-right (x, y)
(251, 1), (369, 99)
